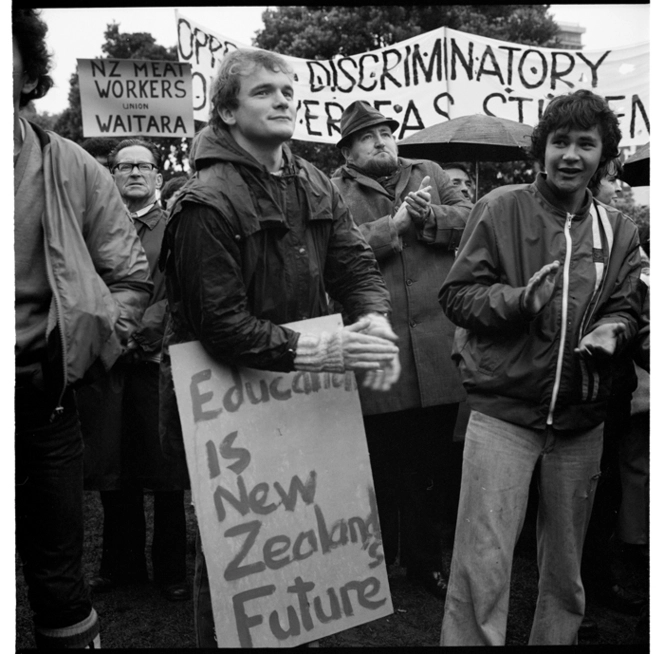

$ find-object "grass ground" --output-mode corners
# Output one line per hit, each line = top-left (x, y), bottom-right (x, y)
(16, 489), (648, 649)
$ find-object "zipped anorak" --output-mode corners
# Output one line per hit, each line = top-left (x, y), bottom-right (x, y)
(439, 173), (641, 431)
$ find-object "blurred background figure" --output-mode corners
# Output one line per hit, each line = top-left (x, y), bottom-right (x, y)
(160, 172), (189, 211)
(81, 136), (118, 172)
(440, 162), (474, 202)
(77, 138), (190, 602)
(579, 156), (648, 636)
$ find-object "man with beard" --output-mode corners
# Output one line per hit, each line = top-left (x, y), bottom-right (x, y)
(332, 101), (473, 598)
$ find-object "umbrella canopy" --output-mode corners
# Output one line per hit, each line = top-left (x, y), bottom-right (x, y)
(397, 114), (533, 163)
(622, 142), (649, 187)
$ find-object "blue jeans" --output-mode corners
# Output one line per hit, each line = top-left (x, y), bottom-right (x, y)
(15, 387), (96, 634)
(441, 410), (602, 646)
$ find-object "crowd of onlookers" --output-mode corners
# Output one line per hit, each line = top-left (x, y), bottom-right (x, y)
(15, 6), (648, 649)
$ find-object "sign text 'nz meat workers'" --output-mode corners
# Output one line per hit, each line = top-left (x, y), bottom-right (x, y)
(78, 58), (195, 138)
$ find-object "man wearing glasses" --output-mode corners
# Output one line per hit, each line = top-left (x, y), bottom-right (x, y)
(77, 139), (190, 602)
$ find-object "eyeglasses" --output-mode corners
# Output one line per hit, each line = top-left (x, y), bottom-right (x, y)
(112, 162), (158, 174)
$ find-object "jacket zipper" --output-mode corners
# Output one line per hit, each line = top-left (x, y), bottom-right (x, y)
(546, 212), (574, 425)
(43, 220), (68, 422)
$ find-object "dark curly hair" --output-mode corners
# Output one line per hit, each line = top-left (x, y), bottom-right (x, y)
(12, 7), (54, 108)
(208, 48), (293, 133)
(530, 90), (621, 168)
(109, 139), (163, 170)
(588, 156), (624, 197)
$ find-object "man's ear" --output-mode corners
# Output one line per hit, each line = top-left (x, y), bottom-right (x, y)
(218, 106), (236, 128)
(155, 172), (163, 190)
(340, 146), (351, 162)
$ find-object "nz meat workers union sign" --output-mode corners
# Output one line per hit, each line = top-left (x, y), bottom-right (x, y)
(170, 315), (392, 648)
(174, 9), (649, 148)
(78, 58), (195, 138)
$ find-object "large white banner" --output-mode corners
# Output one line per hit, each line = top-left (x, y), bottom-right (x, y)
(175, 10), (649, 148)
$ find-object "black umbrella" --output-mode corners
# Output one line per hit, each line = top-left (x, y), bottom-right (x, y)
(622, 142), (649, 187)
(397, 114), (534, 201)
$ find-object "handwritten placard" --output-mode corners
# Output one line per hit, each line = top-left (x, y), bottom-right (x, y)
(77, 58), (195, 138)
(170, 315), (392, 648)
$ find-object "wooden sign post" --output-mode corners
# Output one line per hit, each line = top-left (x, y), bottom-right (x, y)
(170, 315), (393, 648)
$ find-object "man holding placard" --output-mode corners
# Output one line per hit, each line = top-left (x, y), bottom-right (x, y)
(159, 48), (401, 646)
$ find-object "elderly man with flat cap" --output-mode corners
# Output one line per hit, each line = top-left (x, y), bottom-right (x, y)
(332, 100), (473, 598)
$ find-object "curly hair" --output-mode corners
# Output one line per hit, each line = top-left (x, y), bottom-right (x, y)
(588, 156), (624, 197)
(208, 48), (294, 132)
(109, 139), (163, 170)
(530, 90), (621, 167)
(12, 7), (54, 108)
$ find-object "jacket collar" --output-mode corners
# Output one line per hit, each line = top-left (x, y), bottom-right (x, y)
(131, 202), (163, 229)
(535, 172), (593, 219)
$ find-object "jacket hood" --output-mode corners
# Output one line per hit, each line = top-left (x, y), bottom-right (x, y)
(189, 125), (293, 173)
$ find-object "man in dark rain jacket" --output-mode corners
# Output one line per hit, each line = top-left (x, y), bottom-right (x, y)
(439, 90), (642, 646)
(159, 48), (400, 647)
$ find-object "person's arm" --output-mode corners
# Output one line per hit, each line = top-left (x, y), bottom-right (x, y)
(83, 161), (153, 346)
(331, 175), (403, 261)
(410, 166), (473, 248)
(576, 226), (643, 361)
(170, 202), (399, 377)
(322, 185), (393, 322)
(439, 199), (542, 334)
(128, 218), (168, 358)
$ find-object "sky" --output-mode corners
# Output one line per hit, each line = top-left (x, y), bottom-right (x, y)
(34, 4), (651, 116)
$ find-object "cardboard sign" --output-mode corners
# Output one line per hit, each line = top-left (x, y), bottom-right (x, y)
(170, 315), (393, 648)
(77, 58), (195, 137)
(175, 9), (649, 148)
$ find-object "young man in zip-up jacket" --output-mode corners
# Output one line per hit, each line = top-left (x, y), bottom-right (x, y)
(438, 90), (642, 646)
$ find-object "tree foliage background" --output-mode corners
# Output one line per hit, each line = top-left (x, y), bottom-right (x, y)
(24, 23), (189, 178)
(24, 6), (649, 214)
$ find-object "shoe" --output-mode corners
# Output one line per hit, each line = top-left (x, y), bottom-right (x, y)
(88, 570), (148, 593)
(161, 582), (191, 602)
(578, 616), (598, 639)
(407, 569), (448, 600)
(599, 584), (646, 615)
(88, 575), (115, 593)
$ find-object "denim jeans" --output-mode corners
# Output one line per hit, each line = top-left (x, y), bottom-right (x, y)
(15, 388), (96, 633)
(441, 410), (602, 646)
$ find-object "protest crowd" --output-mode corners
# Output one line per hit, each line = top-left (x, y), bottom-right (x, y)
(14, 7), (649, 649)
